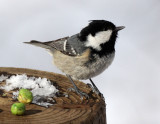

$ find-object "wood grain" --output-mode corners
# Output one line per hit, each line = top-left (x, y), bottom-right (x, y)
(0, 67), (106, 124)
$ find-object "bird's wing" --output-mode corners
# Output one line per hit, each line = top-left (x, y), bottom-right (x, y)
(24, 34), (86, 56)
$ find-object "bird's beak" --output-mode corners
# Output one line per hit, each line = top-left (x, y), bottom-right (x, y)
(115, 26), (125, 31)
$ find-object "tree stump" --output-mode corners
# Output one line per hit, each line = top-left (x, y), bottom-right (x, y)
(0, 67), (106, 124)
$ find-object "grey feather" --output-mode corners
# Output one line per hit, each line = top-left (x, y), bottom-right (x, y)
(66, 34), (87, 55)
(24, 34), (87, 56)
(24, 40), (52, 50)
(43, 37), (69, 51)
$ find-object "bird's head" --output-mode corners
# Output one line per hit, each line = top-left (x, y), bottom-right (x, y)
(79, 20), (125, 54)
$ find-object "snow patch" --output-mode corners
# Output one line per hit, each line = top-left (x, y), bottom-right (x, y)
(0, 75), (8, 82)
(0, 74), (59, 107)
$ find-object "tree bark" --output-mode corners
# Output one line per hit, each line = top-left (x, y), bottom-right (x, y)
(0, 67), (106, 124)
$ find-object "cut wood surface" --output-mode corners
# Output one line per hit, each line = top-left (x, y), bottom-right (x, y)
(0, 67), (106, 124)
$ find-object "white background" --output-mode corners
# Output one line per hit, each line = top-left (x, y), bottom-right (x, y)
(0, 0), (160, 124)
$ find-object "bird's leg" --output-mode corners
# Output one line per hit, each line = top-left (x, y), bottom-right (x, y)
(66, 74), (89, 99)
(89, 78), (103, 97)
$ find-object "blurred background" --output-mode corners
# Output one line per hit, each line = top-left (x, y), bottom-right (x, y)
(0, 0), (159, 124)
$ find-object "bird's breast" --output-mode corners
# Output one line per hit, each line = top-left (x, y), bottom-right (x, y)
(53, 50), (115, 80)
(82, 52), (115, 79)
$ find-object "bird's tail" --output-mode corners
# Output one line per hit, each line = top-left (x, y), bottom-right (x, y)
(24, 40), (51, 49)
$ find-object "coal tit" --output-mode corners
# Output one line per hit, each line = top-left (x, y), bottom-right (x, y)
(24, 20), (125, 98)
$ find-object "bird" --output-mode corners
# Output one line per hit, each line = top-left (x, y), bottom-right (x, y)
(24, 20), (125, 99)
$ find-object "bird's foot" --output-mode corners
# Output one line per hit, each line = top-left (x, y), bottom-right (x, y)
(68, 87), (89, 100)
(87, 83), (103, 98)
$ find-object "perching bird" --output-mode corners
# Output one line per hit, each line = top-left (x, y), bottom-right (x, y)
(24, 20), (124, 99)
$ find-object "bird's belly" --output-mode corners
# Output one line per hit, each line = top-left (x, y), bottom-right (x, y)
(53, 51), (115, 80)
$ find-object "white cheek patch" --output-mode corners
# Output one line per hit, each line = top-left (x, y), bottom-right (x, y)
(85, 30), (112, 51)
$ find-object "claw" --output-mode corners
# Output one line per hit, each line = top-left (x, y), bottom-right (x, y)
(66, 74), (89, 100)
(68, 87), (89, 99)
(78, 91), (89, 100)
(67, 87), (75, 92)
(87, 83), (100, 95)
(88, 80), (104, 98)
